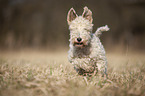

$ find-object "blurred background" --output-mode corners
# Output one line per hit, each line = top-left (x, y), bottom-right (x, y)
(0, 0), (145, 52)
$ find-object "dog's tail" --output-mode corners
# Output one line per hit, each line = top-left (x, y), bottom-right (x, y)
(95, 25), (110, 37)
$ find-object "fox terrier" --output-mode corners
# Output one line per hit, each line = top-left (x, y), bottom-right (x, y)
(67, 6), (109, 77)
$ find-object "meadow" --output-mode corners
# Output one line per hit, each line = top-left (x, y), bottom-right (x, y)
(0, 50), (145, 96)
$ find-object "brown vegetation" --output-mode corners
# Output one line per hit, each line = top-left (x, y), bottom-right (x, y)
(0, 50), (145, 96)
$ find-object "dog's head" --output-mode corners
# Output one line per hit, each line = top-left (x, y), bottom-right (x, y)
(67, 7), (93, 48)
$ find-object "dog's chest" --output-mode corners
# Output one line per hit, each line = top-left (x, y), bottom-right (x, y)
(73, 46), (91, 58)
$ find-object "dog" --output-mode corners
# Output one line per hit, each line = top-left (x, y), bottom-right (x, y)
(67, 6), (109, 77)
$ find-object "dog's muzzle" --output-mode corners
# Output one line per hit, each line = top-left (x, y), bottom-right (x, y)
(74, 42), (84, 47)
(74, 38), (86, 47)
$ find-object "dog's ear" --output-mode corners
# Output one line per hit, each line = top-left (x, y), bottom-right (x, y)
(82, 6), (93, 23)
(67, 8), (78, 25)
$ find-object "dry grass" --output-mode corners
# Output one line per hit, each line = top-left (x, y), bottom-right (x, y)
(0, 50), (145, 96)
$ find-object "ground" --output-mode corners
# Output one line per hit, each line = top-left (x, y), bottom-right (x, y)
(0, 50), (145, 96)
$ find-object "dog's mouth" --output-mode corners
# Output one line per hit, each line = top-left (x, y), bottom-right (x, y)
(74, 42), (84, 47)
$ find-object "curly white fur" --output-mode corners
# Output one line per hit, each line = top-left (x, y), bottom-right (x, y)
(95, 25), (110, 37)
(67, 7), (109, 76)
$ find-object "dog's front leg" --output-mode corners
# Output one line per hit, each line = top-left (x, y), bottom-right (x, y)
(96, 59), (108, 79)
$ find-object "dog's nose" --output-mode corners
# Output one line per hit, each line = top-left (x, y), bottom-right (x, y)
(77, 38), (82, 42)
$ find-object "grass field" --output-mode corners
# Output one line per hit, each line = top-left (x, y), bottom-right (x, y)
(0, 50), (145, 96)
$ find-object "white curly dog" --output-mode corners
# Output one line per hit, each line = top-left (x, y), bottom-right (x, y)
(67, 6), (109, 77)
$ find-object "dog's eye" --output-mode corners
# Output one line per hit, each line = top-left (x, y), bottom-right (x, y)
(70, 28), (77, 31)
(84, 28), (90, 31)
(70, 28), (74, 31)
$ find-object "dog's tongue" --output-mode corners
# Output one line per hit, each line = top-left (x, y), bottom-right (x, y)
(75, 44), (83, 47)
